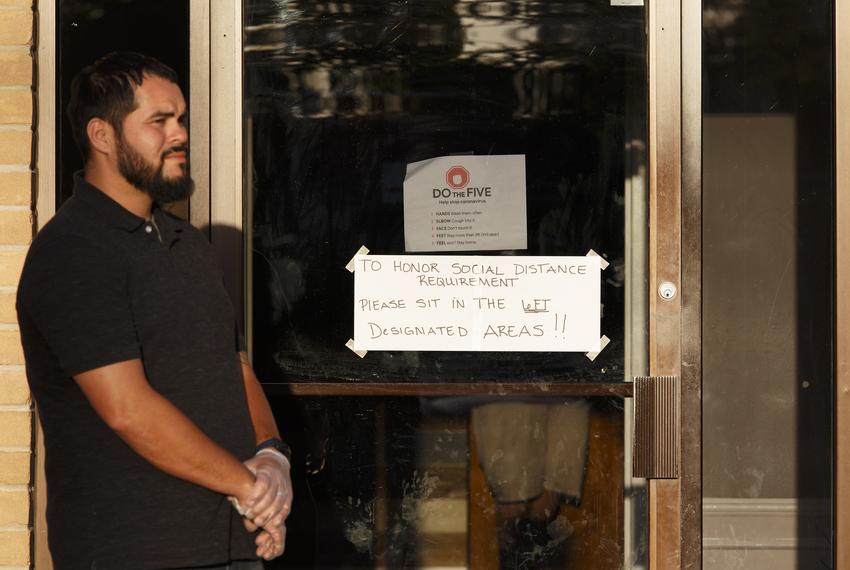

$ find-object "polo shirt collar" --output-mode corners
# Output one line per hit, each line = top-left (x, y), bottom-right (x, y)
(72, 173), (185, 247)
(72, 172), (147, 233)
(152, 204), (184, 246)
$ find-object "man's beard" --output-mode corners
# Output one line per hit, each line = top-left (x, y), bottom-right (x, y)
(116, 134), (194, 204)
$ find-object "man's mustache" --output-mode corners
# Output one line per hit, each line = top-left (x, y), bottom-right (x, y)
(161, 145), (189, 159)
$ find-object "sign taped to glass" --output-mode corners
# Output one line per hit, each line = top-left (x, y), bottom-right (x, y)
(350, 254), (602, 352)
(403, 155), (528, 252)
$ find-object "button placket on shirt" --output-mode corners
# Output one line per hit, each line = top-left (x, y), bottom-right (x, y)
(145, 215), (163, 243)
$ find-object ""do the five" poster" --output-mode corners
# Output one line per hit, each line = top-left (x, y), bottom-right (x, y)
(403, 155), (527, 252)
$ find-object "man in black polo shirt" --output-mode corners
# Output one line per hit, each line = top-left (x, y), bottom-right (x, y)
(16, 53), (292, 569)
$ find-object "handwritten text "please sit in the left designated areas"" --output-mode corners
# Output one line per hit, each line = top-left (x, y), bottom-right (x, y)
(351, 255), (601, 352)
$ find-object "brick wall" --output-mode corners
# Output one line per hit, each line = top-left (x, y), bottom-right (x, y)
(0, 1), (34, 568)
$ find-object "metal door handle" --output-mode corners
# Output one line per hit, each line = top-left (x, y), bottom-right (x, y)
(633, 375), (680, 479)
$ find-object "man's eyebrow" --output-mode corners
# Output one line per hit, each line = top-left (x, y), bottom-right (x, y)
(147, 110), (186, 121)
(147, 110), (174, 120)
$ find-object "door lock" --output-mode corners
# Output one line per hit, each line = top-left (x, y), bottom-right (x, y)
(658, 281), (677, 300)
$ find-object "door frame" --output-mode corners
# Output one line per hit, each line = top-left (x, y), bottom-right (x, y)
(34, 2), (57, 568)
(193, 0), (703, 567)
(836, 0), (850, 567)
(647, 0), (703, 565)
(664, 0), (703, 570)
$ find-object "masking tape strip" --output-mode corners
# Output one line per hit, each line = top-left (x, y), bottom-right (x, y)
(345, 245), (370, 273)
(346, 338), (368, 359)
(586, 249), (609, 270)
(585, 335), (611, 361)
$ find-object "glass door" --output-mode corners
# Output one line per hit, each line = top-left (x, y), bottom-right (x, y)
(231, 1), (676, 568)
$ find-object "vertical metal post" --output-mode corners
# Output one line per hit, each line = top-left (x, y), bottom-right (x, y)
(680, 0), (703, 565)
(835, 0), (850, 566)
(189, 0), (211, 233)
(208, 0), (245, 331)
(647, 0), (683, 566)
(35, 2), (57, 568)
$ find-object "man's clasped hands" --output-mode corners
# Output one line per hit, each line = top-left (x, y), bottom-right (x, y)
(229, 449), (293, 560)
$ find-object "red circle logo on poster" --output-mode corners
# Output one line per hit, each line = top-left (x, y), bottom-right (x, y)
(446, 166), (470, 189)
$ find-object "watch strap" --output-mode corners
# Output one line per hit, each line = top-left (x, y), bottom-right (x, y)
(254, 437), (292, 462)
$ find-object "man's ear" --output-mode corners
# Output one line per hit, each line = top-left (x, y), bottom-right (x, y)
(86, 117), (115, 156)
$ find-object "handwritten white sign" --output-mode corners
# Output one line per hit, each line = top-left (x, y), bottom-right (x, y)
(352, 255), (601, 352)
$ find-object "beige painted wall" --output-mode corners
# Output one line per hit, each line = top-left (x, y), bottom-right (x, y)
(703, 114), (798, 499)
(702, 114), (832, 568)
(0, 1), (34, 568)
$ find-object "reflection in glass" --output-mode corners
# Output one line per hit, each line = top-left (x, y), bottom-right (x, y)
(277, 396), (637, 569)
(245, 0), (647, 384)
(245, 2), (649, 568)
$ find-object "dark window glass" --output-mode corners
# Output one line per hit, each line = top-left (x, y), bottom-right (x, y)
(245, 0), (647, 384)
(702, 1), (834, 566)
(245, 2), (650, 568)
(274, 394), (638, 569)
(57, 0), (189, 207)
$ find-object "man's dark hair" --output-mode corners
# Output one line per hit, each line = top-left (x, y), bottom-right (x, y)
(66, 52), (178, 161)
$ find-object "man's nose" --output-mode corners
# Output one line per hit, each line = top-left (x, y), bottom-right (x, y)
(168, 121), (188, 145)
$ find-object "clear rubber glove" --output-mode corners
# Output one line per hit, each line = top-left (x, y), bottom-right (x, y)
(243, 513), (286, 560)
(243, 449), (292, 524)
(229, 448), (292, 559)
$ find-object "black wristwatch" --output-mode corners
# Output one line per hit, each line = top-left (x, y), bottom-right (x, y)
(255, 437), (292, 463)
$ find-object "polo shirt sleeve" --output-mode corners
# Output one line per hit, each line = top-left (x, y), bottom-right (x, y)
(18, 235), (141, 377)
